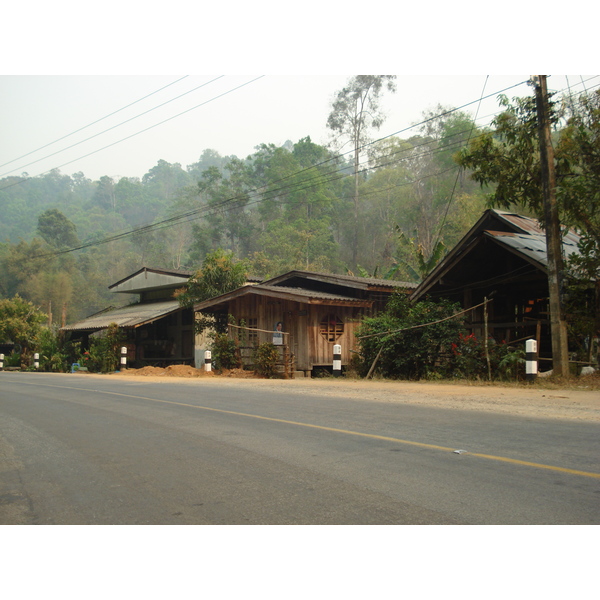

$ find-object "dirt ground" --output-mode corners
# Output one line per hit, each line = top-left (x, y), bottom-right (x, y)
(106, 364), (600, 423)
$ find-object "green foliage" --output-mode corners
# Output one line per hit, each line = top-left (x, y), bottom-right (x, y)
(210, 333), (241, 370)
(357, 294), (527, 381)
(0, 295), (47, 366)
(253, 342), (280, 378)
(37, 327), (79, 372)
(356, 293), (464, 380)
(176, 249), (249, 313)
(84, 323), (125, 373)
(448, 333), (525, 381)
(37, 208), (79, 248)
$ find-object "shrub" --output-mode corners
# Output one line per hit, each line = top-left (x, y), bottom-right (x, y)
(253, 342), (280, 378)
(85, 323), (125, 373)
(356, 293), (464, 380)
(210, 333), (241, 370)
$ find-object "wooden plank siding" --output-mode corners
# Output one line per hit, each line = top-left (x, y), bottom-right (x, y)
(224, 296), (363, 372)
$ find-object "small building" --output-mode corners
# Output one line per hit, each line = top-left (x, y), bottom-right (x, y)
(62, 267), (196, 367)
(193, 270), (417, 376)
(411, 209), (583, 363)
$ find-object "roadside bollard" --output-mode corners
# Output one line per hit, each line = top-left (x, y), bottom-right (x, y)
(333, 344), (342, 377)
(526, 339), (537, 382)
(34, 353), (39, 370)
(0, 354), (4, 370)
(204, 350), (212, 372)
(120, 346), (128, 370)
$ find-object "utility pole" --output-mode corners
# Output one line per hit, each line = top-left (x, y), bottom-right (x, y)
(533, 75), (570, 377)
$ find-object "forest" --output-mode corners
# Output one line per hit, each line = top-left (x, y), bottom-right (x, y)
(0, 104), (490, 324)
(1, 76), (598, 331)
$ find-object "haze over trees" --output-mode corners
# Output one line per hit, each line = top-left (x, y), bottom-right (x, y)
(3, 79), (596, 330)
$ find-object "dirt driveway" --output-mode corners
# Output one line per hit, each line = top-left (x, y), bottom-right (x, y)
(104, 365), (600, 423)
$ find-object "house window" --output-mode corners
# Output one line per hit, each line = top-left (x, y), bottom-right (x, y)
(319, 314), (344, 342)
(247, 318), (258, 345)
(239, 317), (258, 345)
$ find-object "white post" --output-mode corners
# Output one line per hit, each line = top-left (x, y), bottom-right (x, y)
(204, 350), (212, 372)
(120, 346), (128, 370)
(333, 344), (342, 377)
(526, 339), (538, 382)
(34, 353), (39, 370)
(0, 353), (4, 370)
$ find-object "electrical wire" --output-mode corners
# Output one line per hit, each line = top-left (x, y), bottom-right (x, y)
(0, 75), (190, 171)
(0, 76), (224, 178)
(0, 76), (264, 191)
(7, 76), (599, 262)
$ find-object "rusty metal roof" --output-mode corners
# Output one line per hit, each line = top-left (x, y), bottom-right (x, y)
(61, 300), (183, 332)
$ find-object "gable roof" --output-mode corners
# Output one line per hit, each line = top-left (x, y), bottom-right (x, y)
(109, 267), (193, 294)
(412, 209), (581, 300)
(194, 283), (373, 312)
(261, 270), (417, 292)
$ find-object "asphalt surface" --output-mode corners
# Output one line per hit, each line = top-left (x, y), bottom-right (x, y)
(1, 372), (599, 524)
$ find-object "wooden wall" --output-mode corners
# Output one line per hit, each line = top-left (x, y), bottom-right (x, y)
(226, 296), (363, 372)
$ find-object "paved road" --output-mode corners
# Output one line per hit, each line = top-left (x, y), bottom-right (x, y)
(1, 372), (599, 524)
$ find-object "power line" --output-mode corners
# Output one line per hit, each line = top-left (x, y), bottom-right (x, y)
(24, 80), (535, 260)
(0, 75), (190, 171)
(0, 76), (223, 178)
(10, 76), (600, 262)
(0, 76), (264, 191)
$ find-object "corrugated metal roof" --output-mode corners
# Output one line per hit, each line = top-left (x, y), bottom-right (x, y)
(262, 270), (418, 290)
(194, 283), (374, 311)
(257, 284), (373, 303)
(61, 300), (182, 331)
(486, 230), (582, 268)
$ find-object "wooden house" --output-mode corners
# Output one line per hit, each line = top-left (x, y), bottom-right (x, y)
(62, 267), (197, 367)
(194, 270), (417, 376)
(411, 209), (583, 363)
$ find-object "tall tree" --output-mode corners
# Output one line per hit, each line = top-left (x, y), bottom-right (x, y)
(37, 208), (79, 249)
(326, 75), (397, 266)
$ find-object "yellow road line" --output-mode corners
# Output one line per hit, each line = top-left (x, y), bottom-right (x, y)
(13, 380), (600, 480)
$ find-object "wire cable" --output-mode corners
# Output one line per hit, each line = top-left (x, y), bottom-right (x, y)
(0, 75), (190, 171)
(9, 76), (599, 262)
(0, 76), (225, 178)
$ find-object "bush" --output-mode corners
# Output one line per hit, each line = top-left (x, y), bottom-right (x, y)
(356, 293), (464, 380)
(85, 323), (125, 373)
(38, 327), (70, 372)
(449, 333), (526, 381)
(253, 342), (280, 378)
(210, 333), (241, 370)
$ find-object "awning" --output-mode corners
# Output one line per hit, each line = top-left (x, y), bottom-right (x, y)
(61, 300), (183, 332)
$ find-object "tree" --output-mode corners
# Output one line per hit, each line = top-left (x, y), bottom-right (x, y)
(0, 295), (47, 367)
(37, 208), (79, 248)
(327, 75), (397, 266)
(93, 176), (116, 211)
(175, 249), (248, 308)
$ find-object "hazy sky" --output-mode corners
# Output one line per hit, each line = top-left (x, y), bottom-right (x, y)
(2, 74), (596, 182)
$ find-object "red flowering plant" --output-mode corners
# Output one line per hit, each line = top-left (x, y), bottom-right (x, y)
(450, 333), (525, 380)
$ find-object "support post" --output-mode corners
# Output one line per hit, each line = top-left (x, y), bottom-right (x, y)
(484, 297), (492, 381)
(333, 344), (342, 377)
(204, 350), (212, 372)
(533, 75), (570, 377)
(526, 339), (538, 382)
